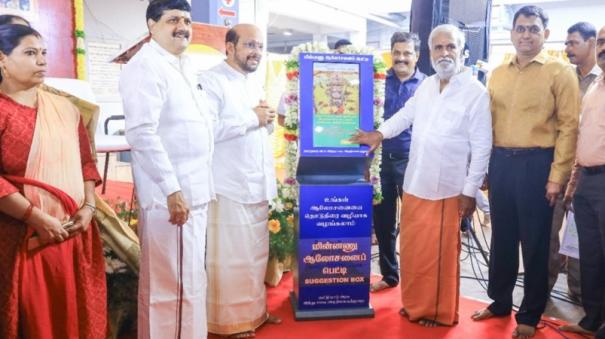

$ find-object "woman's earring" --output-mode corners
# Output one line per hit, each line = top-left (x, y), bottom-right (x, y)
(0, 65), (10, 80)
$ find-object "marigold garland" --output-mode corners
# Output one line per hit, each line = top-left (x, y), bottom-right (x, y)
(73, 0), (86, 80)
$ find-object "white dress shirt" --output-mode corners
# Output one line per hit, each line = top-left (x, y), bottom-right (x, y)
(198, 61), (277, 204)
(378, 69), (492, 200)
(120, 40), (214, 209)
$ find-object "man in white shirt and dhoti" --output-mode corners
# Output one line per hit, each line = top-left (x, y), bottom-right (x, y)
(120, 1), (214, 338)
(353, 24), (492, 328)
(198, 23), (280, 338)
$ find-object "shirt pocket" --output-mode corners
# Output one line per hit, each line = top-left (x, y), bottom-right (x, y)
(511, 76), (548, 114)
(435, 103), (467, 135)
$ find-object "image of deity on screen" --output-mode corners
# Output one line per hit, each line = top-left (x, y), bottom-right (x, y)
(312, 62), (360, 148)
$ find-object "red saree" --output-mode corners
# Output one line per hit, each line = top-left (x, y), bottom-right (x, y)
(0, 92), (106, 338)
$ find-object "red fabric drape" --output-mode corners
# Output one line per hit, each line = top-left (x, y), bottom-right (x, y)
(0, 93), (106, 338)
(3, 175), (107, 339)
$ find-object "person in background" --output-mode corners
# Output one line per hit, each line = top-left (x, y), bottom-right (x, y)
(370, 31), (426, 293)
(565, 22), (601, 96)
(547, 21), (599, 301)
(559, 25), (605, 337)
(334, 38), (352, 53)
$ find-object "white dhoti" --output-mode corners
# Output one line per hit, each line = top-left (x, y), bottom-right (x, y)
(138, 204), (208, 339)
(206, 195), (269, 335)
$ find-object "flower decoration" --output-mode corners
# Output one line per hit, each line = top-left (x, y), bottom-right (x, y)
(268, 219), (281, 234)
(268, 183), (296, 262)
(371, 57), (387, 204)
(73, 0), (87, 80)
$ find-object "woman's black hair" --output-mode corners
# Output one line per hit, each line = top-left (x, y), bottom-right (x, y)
(0, 14), (31, 27)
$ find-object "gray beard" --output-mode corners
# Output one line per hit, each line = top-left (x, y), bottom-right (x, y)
(432, 60), (459, 80)
(435, 67), (456, 80)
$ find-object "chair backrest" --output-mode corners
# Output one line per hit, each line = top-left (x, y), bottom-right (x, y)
(98, 102), (126, 136)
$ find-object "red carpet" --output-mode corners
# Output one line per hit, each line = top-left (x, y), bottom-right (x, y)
(96, 180), (135, 205)
(100, 181), (583, 339)
(236, 273), (585, 339)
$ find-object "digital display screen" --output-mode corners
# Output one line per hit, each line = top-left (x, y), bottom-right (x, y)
(312, 62), (361, 148)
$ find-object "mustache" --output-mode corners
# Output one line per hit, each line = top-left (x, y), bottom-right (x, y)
(436, 57), (454, 64)
(394, 60), (409, 66)
(247, 54), (261, 62)
(173, 30), (190, 39)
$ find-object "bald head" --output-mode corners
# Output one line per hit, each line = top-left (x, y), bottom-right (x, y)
(233, 24), (261, 37)
(597, 26), (605, 72)
(225, 24), (262, 53)
(225, 23), (263, 74)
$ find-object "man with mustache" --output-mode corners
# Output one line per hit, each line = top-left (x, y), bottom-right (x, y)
(471, 6), (579, 339)
(352, 24), (491, 327)
(566, 22), (600, 96)
(120, 0), (214, 337)
(198, 23), (279, 338)
(559, 25), (605, 337)
(370, 32), (426, 293)
(548, 21), (599, 302)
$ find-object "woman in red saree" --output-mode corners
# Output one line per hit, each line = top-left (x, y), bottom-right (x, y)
(0, 24), (106, 338)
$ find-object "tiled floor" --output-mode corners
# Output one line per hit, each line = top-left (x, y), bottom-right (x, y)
(370, 214), (585, 325)
(458, 222), (584, 325)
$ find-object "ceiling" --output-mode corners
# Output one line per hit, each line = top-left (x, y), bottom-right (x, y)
(265, 0), (600, 53)
(266, 0), (411, 52)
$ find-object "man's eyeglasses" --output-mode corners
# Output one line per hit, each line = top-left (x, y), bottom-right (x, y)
(241, 41), (264, 50)
(514, 25), (543, 35)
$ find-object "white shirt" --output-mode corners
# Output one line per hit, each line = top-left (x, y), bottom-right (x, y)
(198, 61), (277, 204)
(120, 40), (214, 209)
(378, 69), (492, 200)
